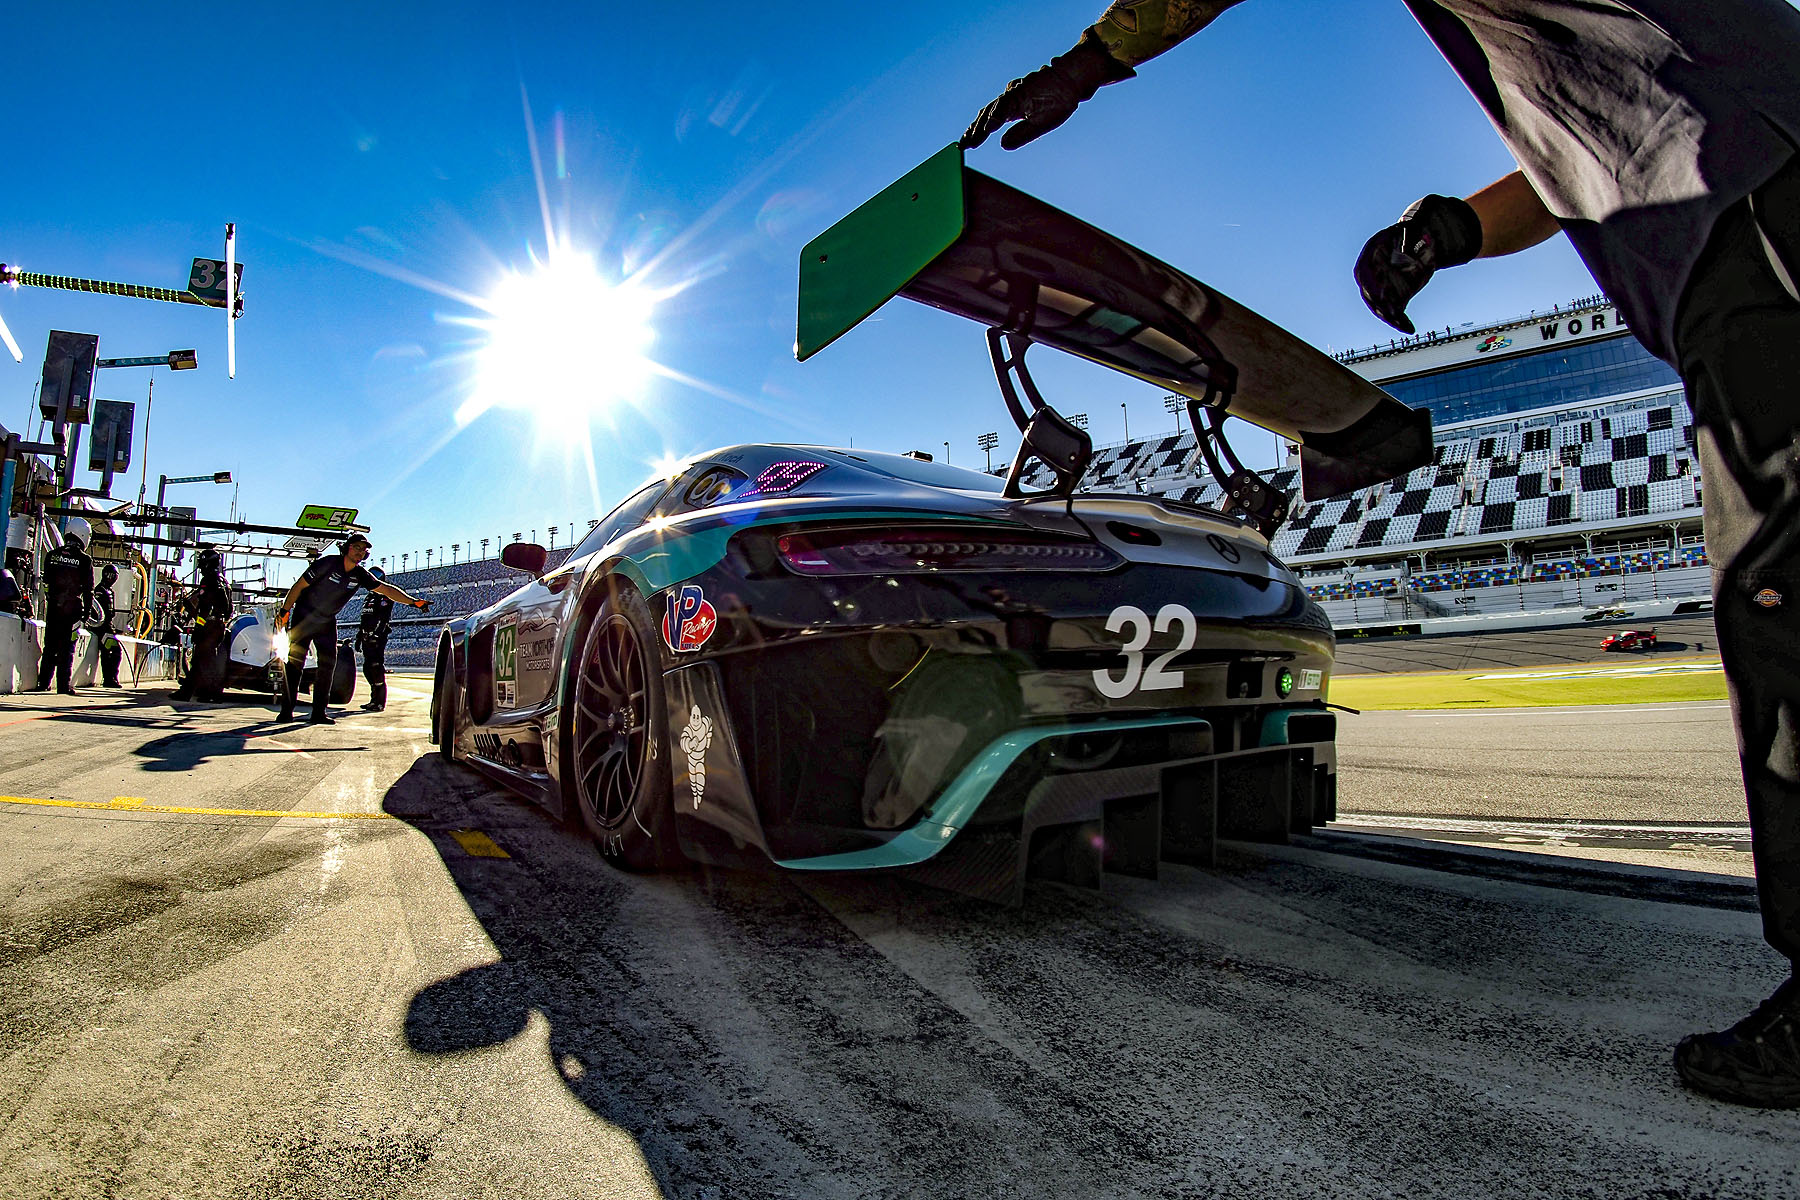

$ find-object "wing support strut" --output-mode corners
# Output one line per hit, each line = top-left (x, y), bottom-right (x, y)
(1185, 378), (1289, 536)
(989, 327), (1093, 500)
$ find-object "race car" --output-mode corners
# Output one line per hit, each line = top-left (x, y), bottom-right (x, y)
(433, 445), (1341, 901)
(431, 147), (1430, 901)
(1601, 628), (1658, 652)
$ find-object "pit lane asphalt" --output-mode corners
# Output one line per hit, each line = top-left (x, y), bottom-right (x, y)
(2, 679), (1792, 1199)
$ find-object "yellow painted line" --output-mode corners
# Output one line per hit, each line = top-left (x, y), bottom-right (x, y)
(0, 794), (394, 820)
(449, 829), (510, 858)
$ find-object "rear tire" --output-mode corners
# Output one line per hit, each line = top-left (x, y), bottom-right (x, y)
(434, 651), (460, 762)
(331, 642), (357, 704)
(565, 584), (678, 869)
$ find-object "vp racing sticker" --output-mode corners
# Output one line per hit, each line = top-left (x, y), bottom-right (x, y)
(494, 614), (518, 708)
(680, 705), (714, 808)
(662, 584), (717, 653)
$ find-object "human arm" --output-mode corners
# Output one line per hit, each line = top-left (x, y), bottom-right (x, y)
(374, 581), (431, 611)
(1466, 172), (1560, 258)
(1353, 172), (1561, 333)
(962, 1), (1247, 150)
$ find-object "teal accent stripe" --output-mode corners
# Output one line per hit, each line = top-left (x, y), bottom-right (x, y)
(775, 715), (1209, 872)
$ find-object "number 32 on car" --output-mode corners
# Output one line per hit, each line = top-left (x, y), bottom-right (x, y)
(1094, 604), (1197, 699)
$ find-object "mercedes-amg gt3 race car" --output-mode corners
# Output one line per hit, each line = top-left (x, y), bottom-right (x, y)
(431, 147), (1430, 901)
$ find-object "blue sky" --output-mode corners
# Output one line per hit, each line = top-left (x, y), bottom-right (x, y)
(3, 1), (1609, 579)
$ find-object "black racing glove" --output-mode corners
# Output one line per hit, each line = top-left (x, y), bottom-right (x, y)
(1353, 194), (1483, 334)
(961, 30), (1136, 151)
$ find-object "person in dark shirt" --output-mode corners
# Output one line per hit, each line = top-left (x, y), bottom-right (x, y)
(171, 548), (231, 702)
(275, 533), (428, 724)
(355, 566), (396, 713)
(28, 516), (94, 695)
(91, 563), (122, 688)
(965, 0), (1800, 1106)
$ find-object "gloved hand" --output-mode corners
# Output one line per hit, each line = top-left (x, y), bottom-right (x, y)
(961, 30), (1135, 151)
(1353, 194), (1483, 334)
(416, 599), (432, 612)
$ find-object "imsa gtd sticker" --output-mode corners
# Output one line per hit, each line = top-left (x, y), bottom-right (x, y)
(662, 584), (718, 653)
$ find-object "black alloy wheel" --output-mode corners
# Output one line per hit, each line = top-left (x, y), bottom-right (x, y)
(567, 587), (676, 868)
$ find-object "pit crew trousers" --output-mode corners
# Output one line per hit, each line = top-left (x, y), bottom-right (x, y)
(282, 615), (338, 716)
(35, 612), (77, 692)
(361, 633), (387, 709)
(98, 633), (122, 687)
(1677, 156), (1800, 969)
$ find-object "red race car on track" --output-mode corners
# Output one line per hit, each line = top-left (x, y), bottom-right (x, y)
(1602, 629), (1658, 652)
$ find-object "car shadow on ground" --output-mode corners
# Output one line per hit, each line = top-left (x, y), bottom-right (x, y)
(379, 755), (1155, 1198)
(380, 753), (1800, 1199)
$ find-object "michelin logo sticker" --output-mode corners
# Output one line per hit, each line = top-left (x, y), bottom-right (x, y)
(662, 584), (718, 653)
(680, 705), (714, 808)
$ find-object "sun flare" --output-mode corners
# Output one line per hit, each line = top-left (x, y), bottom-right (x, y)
(458, 246), (657, 428)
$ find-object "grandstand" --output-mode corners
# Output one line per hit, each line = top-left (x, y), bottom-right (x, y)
(1012, 294), (1710, 629)
(362, 295), (1710, 663)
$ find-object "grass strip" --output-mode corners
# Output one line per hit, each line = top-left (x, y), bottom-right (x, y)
(1329, 660), (1728, 710)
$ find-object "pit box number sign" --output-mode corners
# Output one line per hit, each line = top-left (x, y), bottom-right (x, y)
(295, 505), (359, 532)
(188, 259), (244, 306)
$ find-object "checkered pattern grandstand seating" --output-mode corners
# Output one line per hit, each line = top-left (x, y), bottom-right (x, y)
(1265, 393), (1698, 560)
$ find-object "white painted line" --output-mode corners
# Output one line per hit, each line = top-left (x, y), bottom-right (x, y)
(1370, 702), (1731, 719)
(1470, 661), (1722, 681)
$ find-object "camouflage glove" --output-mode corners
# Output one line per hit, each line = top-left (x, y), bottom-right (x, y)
(961, 30), (1135, 151)
(1353, 194), (1482, 334)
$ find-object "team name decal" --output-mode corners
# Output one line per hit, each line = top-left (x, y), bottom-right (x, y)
(741, 460), (827, 498)
(662, 584), (718, 652)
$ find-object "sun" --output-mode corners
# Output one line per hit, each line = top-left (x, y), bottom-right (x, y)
(458, 245), (658, 428)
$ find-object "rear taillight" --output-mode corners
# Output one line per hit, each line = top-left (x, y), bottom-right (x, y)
(774, 527), (1122, 575)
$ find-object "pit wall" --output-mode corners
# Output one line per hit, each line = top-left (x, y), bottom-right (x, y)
(0, 614), (179, 693)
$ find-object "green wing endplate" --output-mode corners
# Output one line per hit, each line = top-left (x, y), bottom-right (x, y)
(795, 145), (967, 362)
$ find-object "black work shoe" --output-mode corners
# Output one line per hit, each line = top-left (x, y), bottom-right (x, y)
(277, 708), (294, 723)
(1675, 978), (1800, 1108)
(307, 710), (336, 725)
(57, 687), (75, 696)
(360, 701), (384, 711)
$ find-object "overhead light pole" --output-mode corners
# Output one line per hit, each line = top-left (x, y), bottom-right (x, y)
(148, 469), (232, 622)
(977, 431), (999, 472)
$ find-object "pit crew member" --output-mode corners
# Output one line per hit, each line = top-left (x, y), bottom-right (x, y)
(28, 517), (94, 695)
(963, 0), (1800, 1108)
(275, 533), (428, 724)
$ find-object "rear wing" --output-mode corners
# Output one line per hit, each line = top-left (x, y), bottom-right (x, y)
(796, 146), (1431, 513)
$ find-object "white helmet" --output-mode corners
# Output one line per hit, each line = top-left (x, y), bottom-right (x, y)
(63, 516), (91, 549)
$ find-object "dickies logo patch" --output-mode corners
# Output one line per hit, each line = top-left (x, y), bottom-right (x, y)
(1754, 588), (1783, 609)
